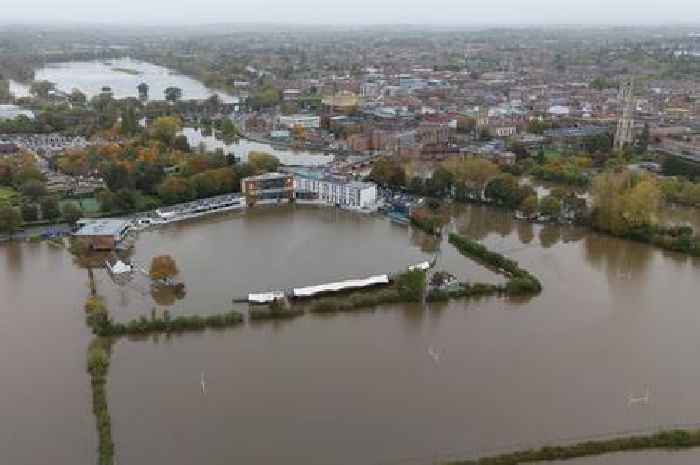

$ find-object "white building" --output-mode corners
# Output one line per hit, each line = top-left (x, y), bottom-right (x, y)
(548, 105), (571, 117)
(0, 105), (34, 121)
(294, 172), (378, 210)
(278, 114), (320, 129)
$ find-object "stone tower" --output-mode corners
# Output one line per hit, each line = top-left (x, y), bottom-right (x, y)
(475, 105), (489, 138)
(614, 79), (634, 151)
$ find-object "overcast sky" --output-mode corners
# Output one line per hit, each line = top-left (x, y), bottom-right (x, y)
(3, 0), (700, 26)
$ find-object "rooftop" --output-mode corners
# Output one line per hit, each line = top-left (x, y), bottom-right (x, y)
(243, 172), (293, 181)
(74, 219), (130, 237)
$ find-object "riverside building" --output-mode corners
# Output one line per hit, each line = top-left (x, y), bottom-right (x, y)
(241, 172), (295, 207)
(294, 171), (378, 211)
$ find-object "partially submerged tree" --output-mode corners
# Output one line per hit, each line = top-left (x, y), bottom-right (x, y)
(149, 255), (179, 281)
(0, 204), (22, 236)
(591, 170), (661, 236)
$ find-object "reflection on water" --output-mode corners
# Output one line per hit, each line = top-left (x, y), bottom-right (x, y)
(539, 223), (562, 249)
(150, 284), (187, 306)
(516, 220), (535, 244)
(583, 232), (654, 282)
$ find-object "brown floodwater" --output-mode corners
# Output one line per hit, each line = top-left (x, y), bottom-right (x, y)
(0, 242), (95, 464)
(3, 204), (700, 464)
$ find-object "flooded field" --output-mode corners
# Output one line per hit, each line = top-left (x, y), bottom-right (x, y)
(10, 58), (238, 102)
(181, 127), (334, 167)
(3, 204), (700, 464)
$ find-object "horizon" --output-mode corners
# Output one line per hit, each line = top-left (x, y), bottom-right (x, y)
(2, 20), (700, 30)
(3, 1), (700, 28)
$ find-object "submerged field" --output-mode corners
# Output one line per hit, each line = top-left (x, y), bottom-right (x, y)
(4, 204), (700, 464)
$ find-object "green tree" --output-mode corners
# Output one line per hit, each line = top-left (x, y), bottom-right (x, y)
(96, 189), (117, 213)
(173, 135), (191, 153)
(395, 270), (426, 302)
(634, 123), (650, 155)
(102, 164), (131, 192)
(484, 174), (529, 208)
(40, 197), (61, 221)
(249, 84), (281, 109)
(368, 158), (406, 189)
(591, 170), (661, 236)
(150, 255), (179, 281)
(62, 202), (83, 224)
(426, 166), (454, 196)
(119, 106), (139, 136)
(520, 194), (539, 218)
(0, 204), (22, 236)
(20, 179), (47, 200)
(220, 118), (239, 143)
(539, 195), (562, 218)
(444, 157), (500, 200)
(157, 176), (191, 204)
(20, 203), (38, 222)
(536, 146), (546, 164)
(247, 152), (280, 174)
(151, 116), (181, 147)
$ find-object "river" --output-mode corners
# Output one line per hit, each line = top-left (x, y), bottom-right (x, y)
(9, 58), (239, 102)
(3, 204), (700, 464)
(182, 128), (334, 167)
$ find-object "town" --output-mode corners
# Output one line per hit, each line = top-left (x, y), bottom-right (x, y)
(3, 20), (700, 465)
(2, 26), (700, 254)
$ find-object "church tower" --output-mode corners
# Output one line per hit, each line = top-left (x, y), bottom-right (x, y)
(614, 79), (634, 151)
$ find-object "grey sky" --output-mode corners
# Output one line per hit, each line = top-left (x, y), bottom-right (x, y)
(3, 0), (700, 25)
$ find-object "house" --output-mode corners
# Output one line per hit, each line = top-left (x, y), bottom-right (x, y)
(278, 114), (320, 129)
(0, 142), (19, 156)
(241, 172), (295, 207)
(0, 104), (34, 121)
(283, 89), (302, 101)
(270, 130), (291, 141)
(73, 219), (131, 251)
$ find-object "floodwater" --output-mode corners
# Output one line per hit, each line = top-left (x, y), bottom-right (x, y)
(3, 204), (700, 464)
(0, 242), (95, 464)
(11, 58), (238, 102)
(182, 127), (334, 167)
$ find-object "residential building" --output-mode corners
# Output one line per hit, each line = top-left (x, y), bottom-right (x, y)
(283, 89), (302, 101)
(294, 171), (378, 210)
(278, 114), (320, 129)
(0, 142), (19, 156)
(0, 104), (34, 120)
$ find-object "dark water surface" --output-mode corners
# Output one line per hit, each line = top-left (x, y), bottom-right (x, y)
(3, 204), (700, 464)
